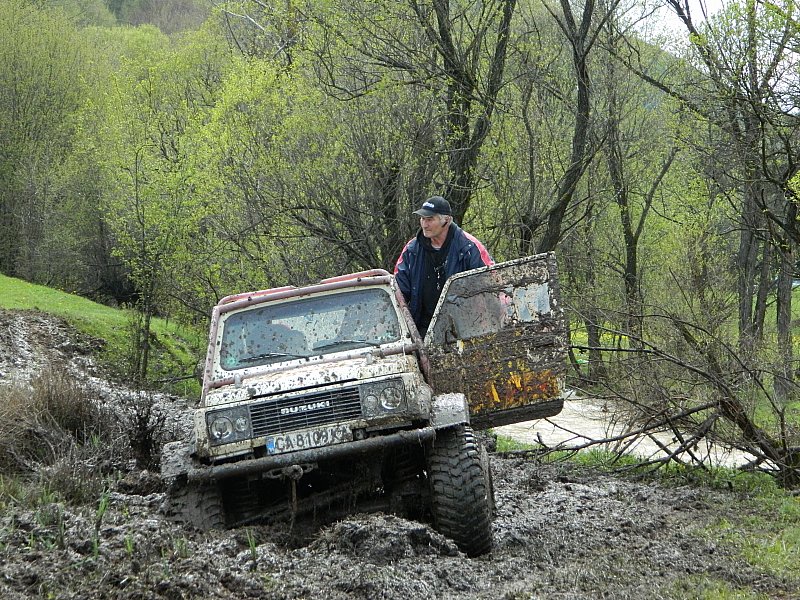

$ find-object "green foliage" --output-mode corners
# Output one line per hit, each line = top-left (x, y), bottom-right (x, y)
(77, 22), (249, 342)
(186, 54), (366, 287)
(0, 0), (91, 279)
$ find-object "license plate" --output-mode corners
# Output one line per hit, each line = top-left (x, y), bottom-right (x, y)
(266, 424), (353, 455)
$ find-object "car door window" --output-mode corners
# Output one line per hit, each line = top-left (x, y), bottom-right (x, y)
(424, 253), (568, 429)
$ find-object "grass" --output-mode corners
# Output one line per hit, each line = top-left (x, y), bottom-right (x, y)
(0, 273), (203, 398)
(494, 435), (538, 453)
(493, 434), (643, 468)
(0, 273), (135, 340)
(0, 370), (127, 508)
(671, 576), (771, 600)
(707, 488), (800, 585)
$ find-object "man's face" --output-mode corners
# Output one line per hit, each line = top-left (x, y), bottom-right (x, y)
(420, 214), (448, 239)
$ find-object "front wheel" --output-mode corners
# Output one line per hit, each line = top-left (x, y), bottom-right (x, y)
(161, 477), (226, 531)
(426, 425), (493, 556)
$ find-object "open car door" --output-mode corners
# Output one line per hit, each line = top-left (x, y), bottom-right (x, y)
(424, 252), (567, 429)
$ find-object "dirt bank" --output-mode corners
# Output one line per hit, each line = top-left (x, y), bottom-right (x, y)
(0, 309), (794, 599)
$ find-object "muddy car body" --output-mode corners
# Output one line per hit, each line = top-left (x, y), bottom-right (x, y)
(162, 253), (567, 556)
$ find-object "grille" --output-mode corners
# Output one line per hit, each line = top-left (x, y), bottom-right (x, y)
(249, 387), (363, 437)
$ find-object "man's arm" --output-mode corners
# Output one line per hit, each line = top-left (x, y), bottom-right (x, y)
(393, 240), (414, 302)
(463, 231), (494, 269)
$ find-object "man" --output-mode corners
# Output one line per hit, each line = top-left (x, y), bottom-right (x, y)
(394, 195), (493, 336)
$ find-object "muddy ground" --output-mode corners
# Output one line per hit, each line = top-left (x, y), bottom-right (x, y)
(0, 309), (795, 599)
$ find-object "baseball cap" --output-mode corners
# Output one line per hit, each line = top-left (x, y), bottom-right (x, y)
(413, 196), (452, 217)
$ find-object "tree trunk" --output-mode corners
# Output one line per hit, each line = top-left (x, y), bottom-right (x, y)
(736, 165), (765, 355)
(775, 234), (796, 403)
(604, 77), (642, 346)
(537, 0), (595, 253)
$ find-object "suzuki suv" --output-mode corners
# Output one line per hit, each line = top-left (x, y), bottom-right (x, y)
(161, 253), (567, 556)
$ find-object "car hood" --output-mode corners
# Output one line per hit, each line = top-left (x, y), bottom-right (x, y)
(203, 353), (418, 407)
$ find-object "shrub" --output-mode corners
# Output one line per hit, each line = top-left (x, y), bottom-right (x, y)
(0, 370), (122, 505)
(120, 390), (167, 471)
(30, 369), (116, 443)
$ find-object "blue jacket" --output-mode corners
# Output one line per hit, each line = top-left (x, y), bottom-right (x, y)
(394, 222), (493, 329)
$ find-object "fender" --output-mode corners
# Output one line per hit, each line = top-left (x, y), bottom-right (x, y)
(430, 392), (470, 429)
(161, 439), (196, 481)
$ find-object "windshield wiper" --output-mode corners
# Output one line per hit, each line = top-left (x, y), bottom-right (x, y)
(239, 351), (308, 363)
(313, 339), (382, 351)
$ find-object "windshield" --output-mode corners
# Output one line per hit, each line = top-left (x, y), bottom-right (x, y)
(219, 288), (402, 371)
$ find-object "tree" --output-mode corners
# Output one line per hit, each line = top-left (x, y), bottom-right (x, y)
(555, 0), (800, 484)
(600, 17), (681, 346)
(0, 0), (86, 280)
(223, 0), (518, 226)
(89, 24), (226, 379)
(628, 1), (800, 357)
(105, 0), (207, 33)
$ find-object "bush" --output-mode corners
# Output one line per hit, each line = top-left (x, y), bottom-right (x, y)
(31, 369), (116, 443)
(0, 370), (122, 505)
(120, 390), (167, 471)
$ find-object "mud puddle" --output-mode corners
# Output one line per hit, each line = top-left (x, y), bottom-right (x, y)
(3, 457), (791, 600)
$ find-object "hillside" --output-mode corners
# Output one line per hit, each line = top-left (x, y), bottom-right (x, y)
(0, 308), (796, 599)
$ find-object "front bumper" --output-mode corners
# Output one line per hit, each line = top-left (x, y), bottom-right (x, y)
(187, 426), (436, 483)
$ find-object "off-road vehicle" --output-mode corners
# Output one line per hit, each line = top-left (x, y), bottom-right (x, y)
(161, 253), (567, 556)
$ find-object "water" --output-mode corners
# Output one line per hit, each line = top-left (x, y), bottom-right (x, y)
(495, 396), (755, 468)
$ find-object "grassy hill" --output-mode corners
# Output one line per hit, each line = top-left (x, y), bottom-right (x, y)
(0, 273), (204, 398)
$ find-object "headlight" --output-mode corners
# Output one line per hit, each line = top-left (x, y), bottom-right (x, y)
(361, 379), (407, 417)
(206, 406), (252, 446)
(210, 416), (234, 441)
(364, 393), (380, 414)
(380, 387), (403, 409)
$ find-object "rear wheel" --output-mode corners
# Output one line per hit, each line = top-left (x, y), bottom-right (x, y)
(426, 425), (493, 556)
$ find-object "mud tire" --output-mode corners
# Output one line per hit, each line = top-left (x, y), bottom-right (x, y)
(427, 425), (493, 556)
(162, 478), (226, 531)
(480, 443), (496, 516)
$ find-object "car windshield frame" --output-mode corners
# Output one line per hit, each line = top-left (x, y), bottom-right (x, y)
(218, 287), (402, 371)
